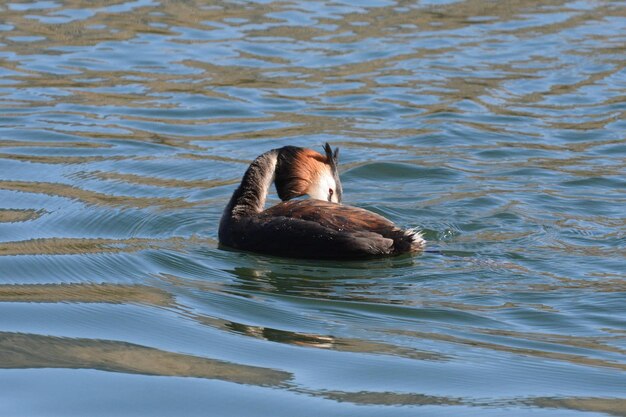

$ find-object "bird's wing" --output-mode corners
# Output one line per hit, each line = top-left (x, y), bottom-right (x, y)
(262, 199), (396, 233)
(230, 214), (394, 259)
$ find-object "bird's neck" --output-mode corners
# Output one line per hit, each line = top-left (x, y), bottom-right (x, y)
(225, 149), (279, 217)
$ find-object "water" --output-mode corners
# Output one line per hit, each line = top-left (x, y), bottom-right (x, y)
(0, 1), (625, 415)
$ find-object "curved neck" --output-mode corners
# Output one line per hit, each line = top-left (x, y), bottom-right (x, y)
(225, 149), (279, 217)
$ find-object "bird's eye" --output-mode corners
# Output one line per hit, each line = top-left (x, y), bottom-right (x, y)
(328, 188), (334, 202)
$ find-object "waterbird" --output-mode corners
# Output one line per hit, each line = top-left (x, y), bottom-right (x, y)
(218, 144), (425, 259)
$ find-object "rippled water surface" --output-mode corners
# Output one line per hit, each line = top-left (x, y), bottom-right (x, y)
(1, 1), (625, 416)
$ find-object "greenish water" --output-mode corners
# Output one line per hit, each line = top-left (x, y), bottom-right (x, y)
(0, 1), (625, 416)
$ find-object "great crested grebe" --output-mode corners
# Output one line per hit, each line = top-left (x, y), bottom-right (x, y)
(218, 144), (425, 259)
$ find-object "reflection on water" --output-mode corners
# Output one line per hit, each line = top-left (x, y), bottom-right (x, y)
(0, 0), (625, 416)
(0, 208), (43, 223)
(0, 283), (172, 305)
(0, 332), (290, 386)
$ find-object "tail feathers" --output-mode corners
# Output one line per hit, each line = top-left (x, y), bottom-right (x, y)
(389, 227), (425, 254)
(403, 227), (426, 252)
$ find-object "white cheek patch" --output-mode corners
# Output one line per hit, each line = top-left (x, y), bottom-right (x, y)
(309, 171), (337, 202)
(328, 176), (339, 203)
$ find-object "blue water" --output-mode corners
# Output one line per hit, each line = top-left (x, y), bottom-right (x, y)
(0, 1), (625, 416)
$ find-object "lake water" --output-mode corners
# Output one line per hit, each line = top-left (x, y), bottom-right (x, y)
(0, 1), (625, 416)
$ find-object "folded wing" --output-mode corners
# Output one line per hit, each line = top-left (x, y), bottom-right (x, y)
(233, 200), (410, 259)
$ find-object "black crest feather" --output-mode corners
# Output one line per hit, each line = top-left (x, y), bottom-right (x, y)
(323, 143), (339, 167)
